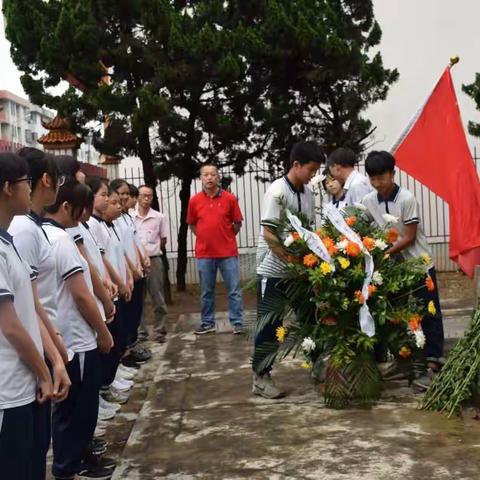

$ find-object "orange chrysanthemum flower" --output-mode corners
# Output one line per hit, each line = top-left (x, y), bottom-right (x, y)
(346, 216), (357, 227)
(303, 254), (319, 268)
(346, 241), (361, 257)
(368, 284), (377, 296)
(292, 232), (301, 241)
(354, 290), (364, 305)
(321, 316), (337, 326)
(399, 346), (412, 359)
(315, 228), (328, 239)
(408, 314), (422, 331)
(425, 276), (435, 292)
(362, 236), (376, 251)
(386, 228), (399, 244)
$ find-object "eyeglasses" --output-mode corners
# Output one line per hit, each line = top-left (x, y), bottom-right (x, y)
(11, 176), (32, 188)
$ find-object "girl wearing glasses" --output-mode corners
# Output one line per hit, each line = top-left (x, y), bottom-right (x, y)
(0, 152), (54, 480)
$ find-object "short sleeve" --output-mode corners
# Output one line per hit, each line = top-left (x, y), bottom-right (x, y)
(68, 226), (84, 244)
(402, 195), (420, 225)
(55, 237), (84, 281)
(0, 253), (14, 303)
(230, 197), (243, 223)
(349, 181), (372, 205)
(10, 228), (40, 280)
(360, 197), (375, 223)
(186, 198), (197, 225)
(261, 189), (283, 223)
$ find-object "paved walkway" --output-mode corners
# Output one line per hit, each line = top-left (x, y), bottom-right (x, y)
(112, 310), (480, 480)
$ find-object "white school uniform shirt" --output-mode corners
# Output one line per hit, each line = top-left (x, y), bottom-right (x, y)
(43, 219), (97, 353)
(105, 221), (128, 283)
(256, 176), (316, 278)
(0, 229), (43, 409)
(66, 223), (106, 322)
(87, 215), (109, 255)
(343, 170), (374, 206)
(114, 213), (137, 265)
(361, 184), (433, 269)
(8, 211), (57, 323)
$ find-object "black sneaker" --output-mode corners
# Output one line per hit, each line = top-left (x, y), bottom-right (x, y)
(194, 325), (215, 335)
(121, 355), (142, 369)
(131, 346), (151, 362)
(87, 438), (108, 455)
(77, 464), (113, 479)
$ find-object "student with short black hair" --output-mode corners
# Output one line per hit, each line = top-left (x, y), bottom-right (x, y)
(252, 140), (325, 399)
(327, 147), (373, 205)
(43, 178), (114, 480)
(362, 150), (445, 391)
(0, 152), (53, 480)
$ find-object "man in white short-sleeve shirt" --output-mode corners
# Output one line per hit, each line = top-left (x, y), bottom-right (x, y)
(327, 147), (373, 206)
(252, 141), (325, 400)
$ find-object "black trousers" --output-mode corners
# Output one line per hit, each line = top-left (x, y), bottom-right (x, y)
(0, 401), (36, 480)
(252, 276), (288, 376)
(101, 301), (127, 387)
(52, 349), (101, 477)
(416, 267), (444, 361)
(124, 278), (145, 347)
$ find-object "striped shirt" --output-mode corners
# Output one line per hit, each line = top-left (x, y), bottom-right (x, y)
(257, 176), (316, 278)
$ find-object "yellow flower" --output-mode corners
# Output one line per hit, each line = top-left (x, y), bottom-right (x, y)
(276, 326), (286, 343)
(399, 346), (412, 359)
(428, 301), (436, 315)
(320, 262), (333, 275)
(338, 257), (350, 269)
(421, 253), (432, 265)
(301, 361), (311, 370)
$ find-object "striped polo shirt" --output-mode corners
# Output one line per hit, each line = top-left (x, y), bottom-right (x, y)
(257, 176), (316, 278)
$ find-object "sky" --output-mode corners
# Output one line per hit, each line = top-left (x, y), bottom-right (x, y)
(1, 0), (480, 154)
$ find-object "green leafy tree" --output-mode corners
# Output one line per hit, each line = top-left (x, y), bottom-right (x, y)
(3, 0), (398, 290)
(463, 74), (480, 137)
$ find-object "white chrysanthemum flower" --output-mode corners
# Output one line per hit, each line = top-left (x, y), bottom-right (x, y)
(374, 239), (388, 250)
(284, 234), (294, 247)
(309, 174), (324, 187)
(301, 337), (316, 353)
(336, 239), (348, 252)
(382, 213), (399, 224)
(372, 271), (383, 285)
(414, 330), (426, 349)
(353, 202), (368, 211)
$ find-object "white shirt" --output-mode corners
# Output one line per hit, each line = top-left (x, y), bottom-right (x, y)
(67, 223), (106, 322)
(87, 215), (109, 255)
(361, 185), (433, 269)
(114, 213), (137, 265)
(344, 170), (374, 206)
(8, 212), (57, 323)
(131, 208), (168, 257)
(105, 222), (128, 283)
(43, 220), (97, 353)
(0, 229), (43, 409)
(257, 176), (316, 278)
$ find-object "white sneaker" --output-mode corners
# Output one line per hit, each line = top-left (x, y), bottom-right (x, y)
(117, 368), (135, 381)
(121, 365), (138, 375)
(98, 406), (116, 421)
(94, 425), (106, 437)
(99, 396), (121, 412)
(112, 379), (133, 392)
(252, 373), (286, 399)
(114, 374), (134, 387)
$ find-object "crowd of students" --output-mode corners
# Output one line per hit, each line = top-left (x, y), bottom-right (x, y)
(0, 148), (156, 480)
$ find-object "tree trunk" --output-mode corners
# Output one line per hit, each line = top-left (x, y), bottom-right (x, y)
(137, 126), (160, 210)
(176, 175), (193, 291)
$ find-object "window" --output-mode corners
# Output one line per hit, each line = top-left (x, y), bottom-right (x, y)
(10, 102), (16, 116)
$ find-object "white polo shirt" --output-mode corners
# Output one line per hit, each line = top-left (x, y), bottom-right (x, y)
(114, 213), (137, 265)
(257, 176), (316, 278)
(0, 229), (43, 409)
(343, 170), (374, 206)
(87, 215), (109, 255)
(105, 222), (128, 283)
(8, 212), (57, 323)
(361, 185), (433, 269)
(43, 219), (97, 353)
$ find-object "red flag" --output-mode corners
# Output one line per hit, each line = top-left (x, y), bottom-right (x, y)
(392, 67), (480, 277)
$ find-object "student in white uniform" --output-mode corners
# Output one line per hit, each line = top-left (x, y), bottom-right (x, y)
(327, 147), (373, 206)
(322, 168), (347, 210)
(110, 179), (149, 363)
(0, 152), (53, 480)
(43, 178), (114, 480)
(8, 148), (72, 479)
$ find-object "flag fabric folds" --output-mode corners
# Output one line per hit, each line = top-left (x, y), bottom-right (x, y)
(392, 66), (480, 277)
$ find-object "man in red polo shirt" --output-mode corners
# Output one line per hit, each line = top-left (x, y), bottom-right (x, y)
(187, 164), (244, 335)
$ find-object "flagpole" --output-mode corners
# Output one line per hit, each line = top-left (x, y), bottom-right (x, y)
(450, 56), (460, 68)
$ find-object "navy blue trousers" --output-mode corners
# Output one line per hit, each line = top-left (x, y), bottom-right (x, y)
(0, 401), (36, 480)
(124, 278), (145, 347)
(52, 349), (101, 477)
